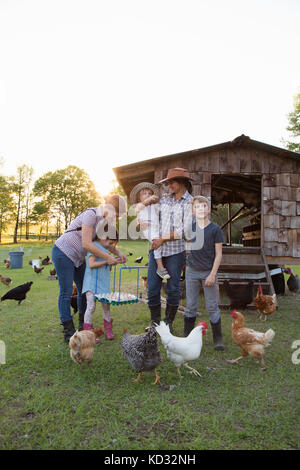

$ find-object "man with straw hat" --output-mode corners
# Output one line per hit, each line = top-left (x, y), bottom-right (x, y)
(147, 168), (194, 331)
(130, 181), (171, 280)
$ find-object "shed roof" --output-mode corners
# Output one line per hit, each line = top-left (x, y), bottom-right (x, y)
(113, 134), (300, 177)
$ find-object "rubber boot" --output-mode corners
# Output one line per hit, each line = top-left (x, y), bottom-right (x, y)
(83, 322), (100, 343)
(62, 319), (76, 343)
(184, 316), (196, 337)
(210, 318), (225, 350)
(78, 312), (84, 331)
(149, 304), (161, 326)
(164, 303), (178, 333)
(103, 318), (114, 340)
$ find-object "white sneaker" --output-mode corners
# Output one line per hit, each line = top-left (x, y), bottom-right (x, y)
(156, 268), (171, 280)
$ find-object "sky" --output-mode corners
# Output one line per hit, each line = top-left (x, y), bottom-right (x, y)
(0, 0), (299, 197)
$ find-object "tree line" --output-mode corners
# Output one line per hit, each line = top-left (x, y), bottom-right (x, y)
(0, 165), (101, 243)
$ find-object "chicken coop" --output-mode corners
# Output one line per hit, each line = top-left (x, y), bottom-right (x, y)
(114, 134), (300, 307)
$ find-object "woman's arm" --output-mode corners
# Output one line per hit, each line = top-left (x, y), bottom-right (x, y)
(81, 225), (118, 265)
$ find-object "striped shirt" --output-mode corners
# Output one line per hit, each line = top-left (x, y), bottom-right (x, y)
(159, 191), (193, 257)
(55, 208), (104, 267)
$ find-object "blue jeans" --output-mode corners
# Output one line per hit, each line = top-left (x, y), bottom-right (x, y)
(147, 250), (186, 306)
(52, 244), (87, 323)
(185, 266), (220, 324)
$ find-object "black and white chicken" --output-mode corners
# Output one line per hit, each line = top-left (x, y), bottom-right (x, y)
(121, 325), (162, 384)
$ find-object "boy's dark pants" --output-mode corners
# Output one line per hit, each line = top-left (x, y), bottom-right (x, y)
(147, 249), (186, 327)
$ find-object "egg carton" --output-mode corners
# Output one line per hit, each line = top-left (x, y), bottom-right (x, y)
(94, 292), (138, 305)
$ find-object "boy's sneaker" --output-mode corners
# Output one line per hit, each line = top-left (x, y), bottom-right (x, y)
(156, 268), (171, 280)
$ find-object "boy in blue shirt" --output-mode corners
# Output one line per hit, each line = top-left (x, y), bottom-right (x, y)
(185, 196), (225, 350)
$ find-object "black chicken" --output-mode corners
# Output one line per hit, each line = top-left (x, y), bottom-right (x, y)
(135, 256), (143, 264)
(70, 295), (78, 314)
(1, 281), (33, 305)
(223, 280), (254, 309)
(121, 325), (162, 384)
(34, 265), (44, 274)
(284, 268), (300, 293)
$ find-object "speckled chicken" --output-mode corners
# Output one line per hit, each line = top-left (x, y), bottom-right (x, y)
(121, 325), (162, 384)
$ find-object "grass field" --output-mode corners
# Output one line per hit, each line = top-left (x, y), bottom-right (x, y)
(0, 241), (299, 450)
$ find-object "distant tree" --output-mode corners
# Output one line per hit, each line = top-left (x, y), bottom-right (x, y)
(33, 171), (58, 237)
(282, 92), (300, 153)
(0, 175), (15, 243)
(31, 201), (51, 241)
(12, 165), (34, 243)
(23, 166), (34, 239)
(34, 166), (101, 229)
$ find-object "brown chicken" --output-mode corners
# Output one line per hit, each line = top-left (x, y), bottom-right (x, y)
(69, 327), (103, 366)
(226, 310), (275, 370)
(34, 265), (44, 274)
(141, 276), (148, 289)
(0, 274), (12, 286)
(4, 260), (10, 268)
(254, 285), (277, 321)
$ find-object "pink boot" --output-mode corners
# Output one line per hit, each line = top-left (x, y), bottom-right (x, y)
(83, 323), (100, 343)
(103, 318), (114, 340)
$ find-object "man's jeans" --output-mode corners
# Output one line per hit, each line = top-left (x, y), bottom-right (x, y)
(147, 249), (186, 306)
(52, 244), (87, 323)
(185, 265), (220, 324)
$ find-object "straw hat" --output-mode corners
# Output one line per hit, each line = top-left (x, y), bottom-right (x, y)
(129, 182), (160, 205)
(158, 167), (194, 184)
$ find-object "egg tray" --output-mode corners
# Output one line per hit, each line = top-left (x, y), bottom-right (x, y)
(94, 293), (139, 305)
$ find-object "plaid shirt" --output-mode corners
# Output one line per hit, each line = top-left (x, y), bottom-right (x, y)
(159, 191), (193, 257)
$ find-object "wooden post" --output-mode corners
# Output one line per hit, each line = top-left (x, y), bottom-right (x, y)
(227, 203), (232, 245)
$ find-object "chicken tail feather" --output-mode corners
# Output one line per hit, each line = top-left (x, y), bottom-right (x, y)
(265, 328), (275, 344)
(69, 331), (81, 351)
(154, 321), (171, 338)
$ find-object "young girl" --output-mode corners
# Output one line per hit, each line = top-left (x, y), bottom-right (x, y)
(82, 230), (121, 340)
(130, 182), (170, 280)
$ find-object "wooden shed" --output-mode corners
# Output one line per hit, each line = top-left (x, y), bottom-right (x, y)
(114, 134), (300, 302)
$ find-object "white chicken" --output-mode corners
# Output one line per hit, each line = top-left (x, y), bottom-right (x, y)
(154, 321), (208, 378)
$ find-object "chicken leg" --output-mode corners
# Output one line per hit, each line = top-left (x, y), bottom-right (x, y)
(152, 368), (161, 385)
(226, 356), (244, 365)
(132, 372), (142, 383)
(183, 363), (202, 377)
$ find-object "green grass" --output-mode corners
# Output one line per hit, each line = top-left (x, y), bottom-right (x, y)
(0, 241), (299, 450)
